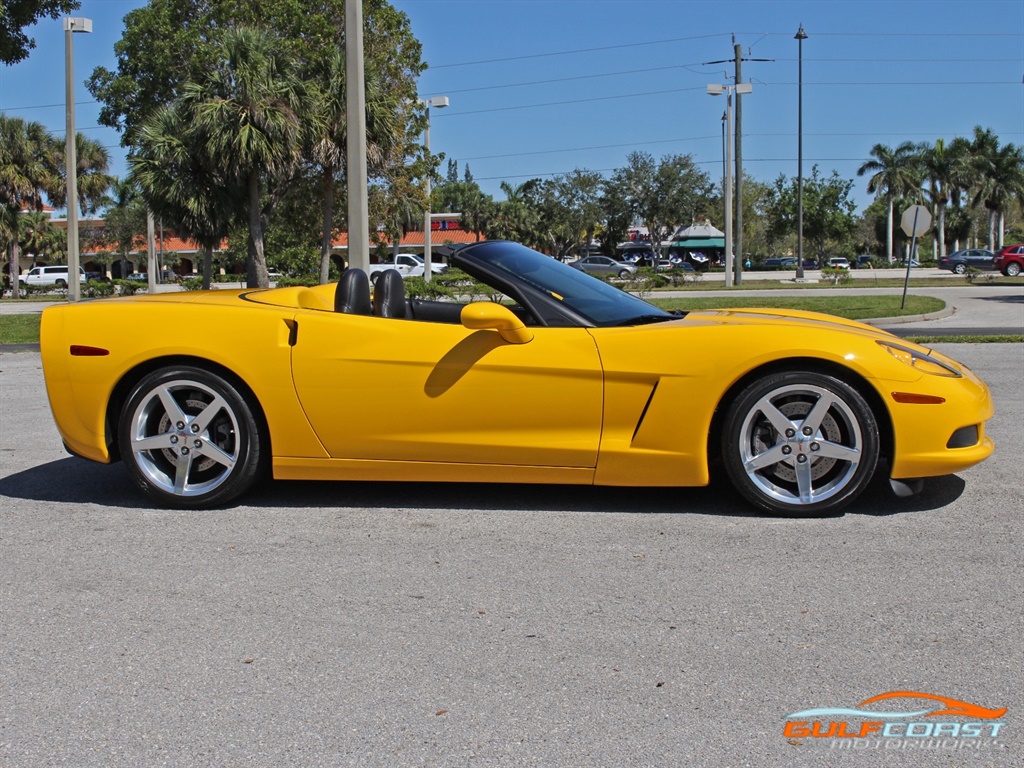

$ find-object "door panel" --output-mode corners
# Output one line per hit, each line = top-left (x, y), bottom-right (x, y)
(290, 312), (603, 468)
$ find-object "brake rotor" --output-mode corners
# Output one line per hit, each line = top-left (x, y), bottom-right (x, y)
(756, 399), (842, 483)
(157, 395), (218, 472)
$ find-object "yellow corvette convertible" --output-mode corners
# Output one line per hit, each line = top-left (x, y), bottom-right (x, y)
(40, 241), (993, 516)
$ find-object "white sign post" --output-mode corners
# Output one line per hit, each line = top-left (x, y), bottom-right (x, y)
(899, 205), (932, 309)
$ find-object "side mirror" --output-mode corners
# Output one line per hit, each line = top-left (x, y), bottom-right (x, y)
(460, 302), (534, 344)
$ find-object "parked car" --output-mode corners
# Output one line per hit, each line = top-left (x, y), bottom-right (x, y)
(667, 251), (710, 271)
(937, 249), (995, 274)
(993, 244), (1024, 277)
(39, 239), (994, 517)
(20, 265), (87, 288)
(126, 272), (148, 281)
(571, 255), (638, 278)
(853, 255), (875, 269)
(617, 244), (659, 267)
(370, 253), (446, 279)
(827, 257), (851, 270)
(802, 258), (819, 269)
(762, 257), (798, 269)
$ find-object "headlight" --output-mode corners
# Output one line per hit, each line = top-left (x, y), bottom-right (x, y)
(877, 341), (961, 377)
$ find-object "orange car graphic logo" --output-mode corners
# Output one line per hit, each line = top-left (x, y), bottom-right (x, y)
(787, 690), (1006, 720)
(857, 691), (1006, 720)
(783, 690), (1007, 742)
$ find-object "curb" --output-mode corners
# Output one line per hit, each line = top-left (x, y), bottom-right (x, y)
(863, 305), (955, 327)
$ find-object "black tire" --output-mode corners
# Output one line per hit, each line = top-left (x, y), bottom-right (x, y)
(55, 279), (67, 288)
(119, 366), (264, 508)
(953, 263), (966, 275)
(1004, 262), (1021, 277)
(721, 370), (879, 517)
(618, 269), (630, 279)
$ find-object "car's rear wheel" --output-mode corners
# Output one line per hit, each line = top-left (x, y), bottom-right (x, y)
(953, 263), (966, 274)
(721, 370), (879, 517)
(1004, 262), (1021, 277)
(119, 366), (263, 508)
(55, 279), (67, 288)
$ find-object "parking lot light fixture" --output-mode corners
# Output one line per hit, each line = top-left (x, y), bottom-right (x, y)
(795, 23), (808, 281)
(422, 96), (449, 282)
(64, 16), (92, 302)
(707, 82), (750, 288)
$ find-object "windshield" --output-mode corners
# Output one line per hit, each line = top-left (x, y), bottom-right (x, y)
(464, 241), (673, 327)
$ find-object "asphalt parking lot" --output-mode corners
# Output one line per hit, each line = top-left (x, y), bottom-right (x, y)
(0, 344), (1021, 767)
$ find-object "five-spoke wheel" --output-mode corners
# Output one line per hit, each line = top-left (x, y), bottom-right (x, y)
(722, 371), (879, 516)
(119, 366), (263, 508)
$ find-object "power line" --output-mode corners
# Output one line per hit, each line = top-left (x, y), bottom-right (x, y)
(431, 31), (1023, 69)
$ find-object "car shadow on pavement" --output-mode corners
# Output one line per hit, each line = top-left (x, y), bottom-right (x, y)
(0, 455), (966, 519)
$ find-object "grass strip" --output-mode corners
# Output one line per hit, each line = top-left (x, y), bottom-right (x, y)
(649, 294), (944, 320)
(0, 314), (42, 344)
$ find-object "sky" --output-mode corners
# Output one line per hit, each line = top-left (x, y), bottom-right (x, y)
(1, 0), (1022, 218)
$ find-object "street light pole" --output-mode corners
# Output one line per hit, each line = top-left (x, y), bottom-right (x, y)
(64, 16), (92, 302)
(734, 42), (744, 286)
(795, 24), (808, 281)
(345, 0), (369, 273)
(421, 95), (449, 282)
(707, 82), (751, 288)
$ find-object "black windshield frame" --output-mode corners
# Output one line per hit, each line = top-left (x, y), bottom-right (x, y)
(451, 241), (673, 328)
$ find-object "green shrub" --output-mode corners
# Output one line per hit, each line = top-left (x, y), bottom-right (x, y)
(179, 277), (205, 291)
(276, 275), (319, 287)
(821, 267), (853, 285)
(405, 276), (454, 300)
(114, 279), (146, 295)
(83, 280), (116, 298)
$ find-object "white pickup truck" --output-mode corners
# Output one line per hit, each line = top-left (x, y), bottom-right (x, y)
(21, 265), (89, 288)
(369, 254), (447, 279)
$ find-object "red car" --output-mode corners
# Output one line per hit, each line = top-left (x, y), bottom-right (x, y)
(993, 244), (1024, 276)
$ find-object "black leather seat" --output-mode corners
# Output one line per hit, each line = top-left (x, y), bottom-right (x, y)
(372, 268), (406, 318)
(335, 268), (372, 314)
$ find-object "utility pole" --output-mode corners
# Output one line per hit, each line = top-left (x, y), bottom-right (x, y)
(703, 43), (771, 286)
(734, 41), (744, 285)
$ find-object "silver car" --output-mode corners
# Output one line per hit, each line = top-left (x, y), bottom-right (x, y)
(571, 255), (638, 278)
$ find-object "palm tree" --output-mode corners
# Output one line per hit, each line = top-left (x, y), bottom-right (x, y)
(17, 210), (54, 261)
(180, 27), (314, 288)
(969, 127), (1002, 249)
(308, 48), (409, 283)
(131, 106), (242, 289)
(0, 115), (61, 299)
(100, 178), (147, 279)
(970, 128), (1024, 249)
(857, 142), (922, 262)
(919, 140), (954, 258)
(944, 136), (977, 251)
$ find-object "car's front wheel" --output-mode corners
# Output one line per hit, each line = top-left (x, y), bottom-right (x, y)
(721, 370), (879, 517)
(618, 269), (631, 278)
(1004, 262), (1021, 277)
(119, 366), (264, 508)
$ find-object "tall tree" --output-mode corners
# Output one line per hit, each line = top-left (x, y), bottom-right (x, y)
(606, 151), (714, 256)
(176, 27), (313, 288)
(99, 178), (147, 279)
(766, 167), (858, 259)
(87, 0), (425, 284)
(432, 179), (493, 243)
(131, 106), (242, 288)
(46, 133), (113, 216)
(0, 0), (79, 65)
(970, 128), (1024, 249)
(0, 115), (60, 299)
(857, 141), (922, 262)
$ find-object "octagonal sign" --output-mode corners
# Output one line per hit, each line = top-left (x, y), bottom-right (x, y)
(901, 205), (932, 237)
